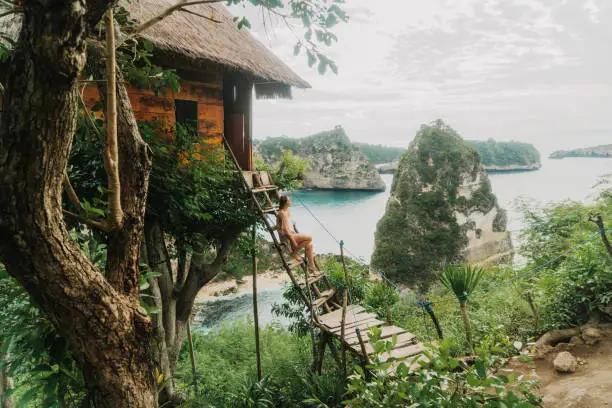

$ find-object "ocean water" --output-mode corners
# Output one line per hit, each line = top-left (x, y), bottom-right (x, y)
(290, 157), (611, 263)
(196, 157), (611, 330)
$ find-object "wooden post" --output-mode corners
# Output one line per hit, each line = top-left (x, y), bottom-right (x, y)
(339, 241), (350, 375)
(356, 328), (370, 379)
(252, 225), (263, 381)
(186, 322), (198, 395)
(422, 301), (444, 340)
(526, 291), (540, 332)
(340, 288), (348, 374)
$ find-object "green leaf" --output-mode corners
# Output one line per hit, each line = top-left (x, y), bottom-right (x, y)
(237, 17), (251, 30)
(142, 38), (154, 53)
(475, 358), (487, 379)
(18, 387), (41, 407)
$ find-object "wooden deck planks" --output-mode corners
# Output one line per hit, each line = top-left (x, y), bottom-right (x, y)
(323, 312), (377, 330)
(316, 305), (365, 325)
(345, 327), (411, 346)
(348, 332), (418, 355)
(329, 318), (385, 335)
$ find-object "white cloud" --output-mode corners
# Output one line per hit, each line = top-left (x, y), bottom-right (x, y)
(236, 0), (612, 152)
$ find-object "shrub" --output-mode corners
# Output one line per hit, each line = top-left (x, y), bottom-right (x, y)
(345, 333), (541, 407)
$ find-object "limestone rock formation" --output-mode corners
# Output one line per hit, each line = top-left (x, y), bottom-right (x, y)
(372, 120), (512, 287)
(553, 351), (578, 373)
(255, 127), (385, 191)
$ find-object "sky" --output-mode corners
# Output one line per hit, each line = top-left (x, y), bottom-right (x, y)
(232, 0), (612, 154)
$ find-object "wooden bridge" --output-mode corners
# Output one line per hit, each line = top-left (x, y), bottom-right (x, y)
(237, 165), (426, 370)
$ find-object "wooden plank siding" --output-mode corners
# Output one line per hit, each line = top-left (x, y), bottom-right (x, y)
(81, 74), (225, 149)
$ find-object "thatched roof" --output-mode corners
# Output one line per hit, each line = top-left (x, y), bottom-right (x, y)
(127, 0), (310, 94)
(0, 1), (310, 97)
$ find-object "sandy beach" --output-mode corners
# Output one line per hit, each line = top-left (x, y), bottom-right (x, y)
(196, 270), (292, 301)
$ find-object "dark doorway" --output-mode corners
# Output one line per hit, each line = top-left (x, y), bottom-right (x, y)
(223, 74), (253, 170)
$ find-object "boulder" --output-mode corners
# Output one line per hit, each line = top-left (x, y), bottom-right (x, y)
(569, 336), (584, 345)
(581, 326), (602, 345)
(553, 351), (578, 374)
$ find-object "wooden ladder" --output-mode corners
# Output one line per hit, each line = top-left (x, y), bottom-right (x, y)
(222, 139), (339, 319)
(222, 138), (426, 373)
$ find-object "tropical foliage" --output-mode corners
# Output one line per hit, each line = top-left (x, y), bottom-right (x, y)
(440, 264), (485, 348)
(353, 143), (406, 165)
(346, 335), (540, 408)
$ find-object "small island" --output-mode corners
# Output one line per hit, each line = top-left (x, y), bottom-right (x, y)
(550, 144), (612, 159)
(255, 126), (386, 191)
(468, 139), (541, 172)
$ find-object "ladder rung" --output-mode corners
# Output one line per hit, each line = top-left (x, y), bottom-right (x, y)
(287, 258), (304, 270)
(312, 289), (335, 309)
(263, 206), (279, 214)
(253, 186), (278, 193)
(300, 273), (325, 287)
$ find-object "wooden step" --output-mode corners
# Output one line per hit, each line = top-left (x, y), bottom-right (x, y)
(253, 185), (278, 193)
(312, 289), (335, 309)
(317, 305), (365, 323)
(385, 343), (425, 360)
(328, 317), (384, 335)
(323, 311), (377, 329)
(349, 332), (419, 356)
(344, 325), (407, 345)
(286, 258), (304, 270)
(300, 273), (325, 287)
(263, 206), (279, 214)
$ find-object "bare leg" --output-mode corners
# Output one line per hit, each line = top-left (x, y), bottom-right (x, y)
(291, 234), (312, 264)
(305, 243), (317, 273)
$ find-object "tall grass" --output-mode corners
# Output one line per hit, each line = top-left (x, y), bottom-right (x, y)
(175, 321), (346, 407)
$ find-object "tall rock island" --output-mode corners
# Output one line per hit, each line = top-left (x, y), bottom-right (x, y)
(372, 120), (512, 288)
(256, 126), (385, 191)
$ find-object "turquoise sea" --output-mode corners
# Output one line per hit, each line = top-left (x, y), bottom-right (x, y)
(195, 157), (611, 331)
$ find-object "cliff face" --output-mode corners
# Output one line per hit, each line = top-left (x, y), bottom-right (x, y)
(256, 127), (385, 191)
(372, 120), (512, 288)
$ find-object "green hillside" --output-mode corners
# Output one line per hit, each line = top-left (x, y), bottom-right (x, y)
(468, 139), (541, 168)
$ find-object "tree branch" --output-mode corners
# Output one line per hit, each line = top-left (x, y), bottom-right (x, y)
(117, 0), (224, 48)
(588, 214), (612, 258)
(62, 210), (110, 232)
(176, 233), (238, 322)
(103, 9), (124, 231)
(179, 8), (222, 23)
(63, 171), (84, 213)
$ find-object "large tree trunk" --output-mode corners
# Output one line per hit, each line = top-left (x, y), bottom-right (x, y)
(0, 2), (156, 406)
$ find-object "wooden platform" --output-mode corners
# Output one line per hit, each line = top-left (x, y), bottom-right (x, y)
(315, 305), (425, 362)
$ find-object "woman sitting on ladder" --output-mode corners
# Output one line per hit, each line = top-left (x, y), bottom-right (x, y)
(277, 195), (319, 274)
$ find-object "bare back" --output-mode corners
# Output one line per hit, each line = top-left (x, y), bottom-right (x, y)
(276, 209), (293, 236)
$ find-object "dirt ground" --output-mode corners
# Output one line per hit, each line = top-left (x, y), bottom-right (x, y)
(510, 338), (612, 407)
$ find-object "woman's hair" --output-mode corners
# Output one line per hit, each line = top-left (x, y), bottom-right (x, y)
(279, 195), (289, 209)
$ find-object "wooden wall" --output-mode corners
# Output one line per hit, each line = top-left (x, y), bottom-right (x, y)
(82, 72), (224, 148)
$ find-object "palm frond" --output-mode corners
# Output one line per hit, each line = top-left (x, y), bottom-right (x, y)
(439, 264), (485, 301)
